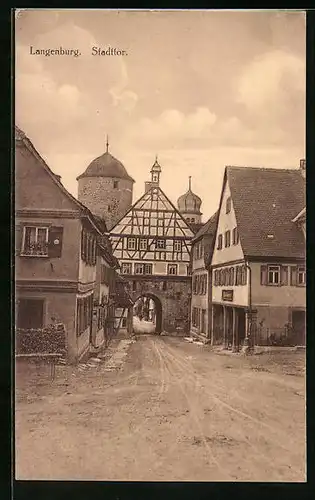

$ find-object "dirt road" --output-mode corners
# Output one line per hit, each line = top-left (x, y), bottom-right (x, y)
(15, 335), (306, 481)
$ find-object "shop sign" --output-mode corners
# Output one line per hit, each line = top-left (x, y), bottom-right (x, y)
(222, 289), (233, 302)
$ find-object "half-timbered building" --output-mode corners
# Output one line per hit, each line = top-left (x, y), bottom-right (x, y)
(110, 159), (195, 334)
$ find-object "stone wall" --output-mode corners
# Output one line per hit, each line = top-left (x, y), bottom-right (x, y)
(77, 176), (133, 230)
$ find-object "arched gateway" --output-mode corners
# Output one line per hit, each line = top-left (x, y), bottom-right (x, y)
(133, 293), (162, 335)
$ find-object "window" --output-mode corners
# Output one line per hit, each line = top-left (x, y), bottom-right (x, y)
(232, 227), (239, 245)
(235, 266), (241, 286)
(230, 267), (235, 286)
(214, 270), (219, 286)
(76, 294), (93, 336)
(144, 218), (150, 226)
(168, 264), (178, 275)
(217, 234), (223, 250)
(127, 237), (136, 250)
(174, 240), (181, 252)
(113, 180), (119, 189)
(21, 226), (49, 256)
(225, 230), (231, 248)
(139, 239), (148, 250)
(121, 263), (132, 274)
(226, 196), (231, 214)
(268, 265), (280, 285)
(108, 205), (112, 212)
(191, 218), (195, 223)
(186, 218), (191, 223)
(16, 298), (44, 329)
(157, 219), (164, 227)
(201, 274), (207, 294)
(156, 239), (166, 249)
(297, 266), (306, 286)
(134, 263), (152, 275)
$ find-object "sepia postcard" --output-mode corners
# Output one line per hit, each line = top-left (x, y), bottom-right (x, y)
(14, 9), (306, 482)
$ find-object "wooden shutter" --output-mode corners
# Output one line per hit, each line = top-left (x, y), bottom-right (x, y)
(281, 265), (288, 286)
(92, 238), (97, 265)
(15, 225), (23, 256)
(260, 265), (267, 285)
(48, 226), (63, 258)
(81, 229), (86, 262)
(290, 266), (297, 286)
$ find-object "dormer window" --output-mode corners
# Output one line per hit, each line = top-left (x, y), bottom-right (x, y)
(226, 196), (231, 214)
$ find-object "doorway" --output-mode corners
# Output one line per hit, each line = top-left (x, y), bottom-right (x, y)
(292, 310), (306, 346)
(133, 294), (162, 334)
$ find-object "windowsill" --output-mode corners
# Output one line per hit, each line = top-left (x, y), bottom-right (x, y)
(20, 253), (49, 258)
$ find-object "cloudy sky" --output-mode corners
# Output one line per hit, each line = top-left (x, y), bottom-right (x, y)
(15, 9), (306, 219)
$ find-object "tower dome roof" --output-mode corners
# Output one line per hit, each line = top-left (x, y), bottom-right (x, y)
(177, 177), (202, 215)
(76, 144), (134, 182)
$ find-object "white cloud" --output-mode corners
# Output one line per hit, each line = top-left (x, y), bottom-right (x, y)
(127, 106), (217, 147)
(237, 49), (305, 114)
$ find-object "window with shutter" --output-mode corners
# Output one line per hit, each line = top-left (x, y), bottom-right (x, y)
(260, 265), (267, 285)
(81, 229), (86, 261)
(48, 226), (63, 258)
(15, 225), (22, 256)
(280, 265), (288, 286)
(290, 266), (297, 286)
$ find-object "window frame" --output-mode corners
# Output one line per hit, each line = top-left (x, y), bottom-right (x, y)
(267, 265), (280, 286)
(139, 238), (148, 251)
(155, 239), (166, 250)
(167, 263), (178, 275)
(127, 237), (137, 251)
(21, 225), (49, 257)
(121, 262), (132, 275)
(174, 240), (182, 252)
(217, 234), (223, 250)
(226, 196), (232, 214)
(225, 230), (231, 248)
(297, 266), (306, 286)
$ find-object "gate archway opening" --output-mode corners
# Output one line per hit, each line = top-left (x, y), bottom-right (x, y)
(133, 294), (162, 335)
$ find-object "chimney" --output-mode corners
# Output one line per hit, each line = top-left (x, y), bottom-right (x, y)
(299, 159), (306, 178)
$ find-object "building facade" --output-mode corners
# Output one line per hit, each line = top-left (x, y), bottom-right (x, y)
(110, 159), (195, 334)
(190, 212), (218, 340)
(15, 127), (119, 363)
(210, 164), (306, 349)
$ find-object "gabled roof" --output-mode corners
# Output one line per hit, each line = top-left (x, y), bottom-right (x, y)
(110, 183), (194, 238)
(15, 125), (108, 235)
(192, 210), (219, 243)
(224, 166), (305, 259)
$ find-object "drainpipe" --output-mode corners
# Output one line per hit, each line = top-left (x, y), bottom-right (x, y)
(243, 261), (252, 353)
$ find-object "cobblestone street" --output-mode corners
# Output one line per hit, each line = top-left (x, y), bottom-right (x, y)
(15, 335), (306, 482)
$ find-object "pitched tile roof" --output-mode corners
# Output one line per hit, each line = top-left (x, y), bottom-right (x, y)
(15, 125), (109, 234)
(192, 210), (219, 242)
(226, 166), (305, 259)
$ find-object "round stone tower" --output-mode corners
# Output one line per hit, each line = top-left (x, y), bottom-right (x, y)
(77, 138), (134, 230)
(177, 176), (202, 224)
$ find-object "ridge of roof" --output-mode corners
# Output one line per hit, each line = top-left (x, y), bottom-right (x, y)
(15, 125), (108, 234)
